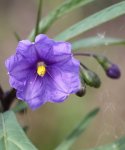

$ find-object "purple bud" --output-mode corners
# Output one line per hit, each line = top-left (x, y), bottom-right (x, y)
(93, 55), (121, 79)
(106, 64), (121, 79)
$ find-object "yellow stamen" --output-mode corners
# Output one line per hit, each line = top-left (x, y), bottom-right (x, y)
(37, 65), (46, 76)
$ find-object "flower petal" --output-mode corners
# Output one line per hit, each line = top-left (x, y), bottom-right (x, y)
(53, 41), (71, 55)
(43, 74), (69, 103)
(49, 42), (72, 64)
(9, 76), (25, 91)
(16, 40), (38, 64)
(46, 57), (80, 103)
(5, 54), (34, 85)
(35, 34), (54, 62)
(35, 34), (72, 64)
(17, 73), (48, 110)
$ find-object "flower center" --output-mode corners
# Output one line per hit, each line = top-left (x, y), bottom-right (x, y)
(37, 62), (46, 77)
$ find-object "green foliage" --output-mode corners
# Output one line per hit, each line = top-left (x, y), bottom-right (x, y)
(72, 37), (125, 50)
(29, 0), (96, 41)
(0, 111), (37, 150)
(55, 1), (125, 41)
(88, 136), (125, 150)
(55, 108), (99, 150)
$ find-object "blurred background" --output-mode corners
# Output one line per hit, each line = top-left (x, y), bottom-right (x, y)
(0, 0), (125, 150)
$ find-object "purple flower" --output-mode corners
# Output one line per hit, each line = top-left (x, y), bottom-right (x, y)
(5, 34), (80, 110)
(106, 64), (121, 79)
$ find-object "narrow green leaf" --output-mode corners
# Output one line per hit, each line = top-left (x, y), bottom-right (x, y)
(34, 0), (42, 39)
(72, 37), (125, 50)
(0, 111), (37, 150)
(29, 0), (96, 41)
(55, 1), (125, 41)
(88, 136), (125, 150)
(55, 108), (99, 150)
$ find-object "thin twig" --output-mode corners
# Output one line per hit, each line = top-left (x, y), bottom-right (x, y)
(73, 52), (94, 57)
(34, 0), (42, 39)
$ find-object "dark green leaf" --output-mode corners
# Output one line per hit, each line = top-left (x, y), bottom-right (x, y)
(72, 37), (125, 50)
(55, 1), (125, 41)
(0, 111), (37, 150)
(55, 108), (99, 150)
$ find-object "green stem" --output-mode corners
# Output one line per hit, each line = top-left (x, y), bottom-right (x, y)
(73, 52), (93, 57)
(34, 0), (43, 41)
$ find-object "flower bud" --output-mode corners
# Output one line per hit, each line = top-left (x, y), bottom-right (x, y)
(106, 64), (121, 79)
(80, 65), (101, 88)
(94, 55), (121, 79)
(76, 86), (86, 97)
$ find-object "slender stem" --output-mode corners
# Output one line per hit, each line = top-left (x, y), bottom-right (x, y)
(73, 52), (94, 57)
(34, 0), (42, 39)
(80, 62), (88, 70)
